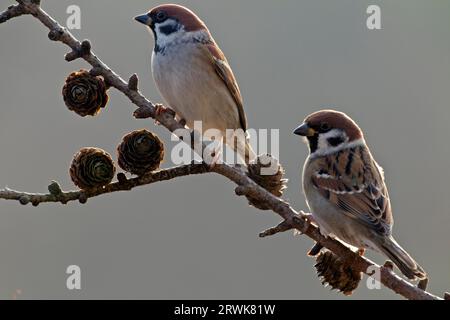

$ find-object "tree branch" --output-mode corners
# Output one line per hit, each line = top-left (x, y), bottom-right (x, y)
(0, 3), (26, 23)
(0, 163), (210, 205)
(0, 0), (444, 300)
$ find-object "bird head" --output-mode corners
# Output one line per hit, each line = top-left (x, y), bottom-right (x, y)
(135, 4), (209, 51)
(293, 110), (364, 156)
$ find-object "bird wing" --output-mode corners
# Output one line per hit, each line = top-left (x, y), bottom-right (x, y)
(311, 145), (392, 235)
(202, 42), (247, 131)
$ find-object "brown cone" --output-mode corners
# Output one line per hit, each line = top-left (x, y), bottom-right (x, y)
(117, 129), (164, 176)
(69, 147), (115, 189)
(246, 154), (287, 210)
(314, 250), (362, 296)
(62, 69), (108, 117)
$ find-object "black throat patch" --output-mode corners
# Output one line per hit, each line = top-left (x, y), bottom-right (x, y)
(159, 22), (180, 36)
(307, 134), (319, 153)
(153, 21), (181, 55)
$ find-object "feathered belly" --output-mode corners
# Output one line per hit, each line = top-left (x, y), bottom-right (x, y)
(304, 181), (373, 249)
(152, 47), (240, 133)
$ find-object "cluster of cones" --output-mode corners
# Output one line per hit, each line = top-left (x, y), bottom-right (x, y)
(63, 69), (351, 295)
(69, 130), (164, 190)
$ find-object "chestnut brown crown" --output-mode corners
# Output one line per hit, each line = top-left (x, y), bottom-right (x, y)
(149, 4), (208, 32)
(303, 110), (363, 141)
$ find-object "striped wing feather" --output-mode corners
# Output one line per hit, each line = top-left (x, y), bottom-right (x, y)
(311, 146), (392, 235)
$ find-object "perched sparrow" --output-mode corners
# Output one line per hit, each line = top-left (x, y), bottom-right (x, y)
(135, 4), (255, 164)
(294, 110), (426, 280)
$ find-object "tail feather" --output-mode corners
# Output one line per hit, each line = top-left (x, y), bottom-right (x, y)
(242, 140), (256, 165)
(231, 136), (256, 165)
(380, 237), (426, 280)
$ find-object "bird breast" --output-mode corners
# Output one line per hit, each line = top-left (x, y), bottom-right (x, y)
(151, 42), (241, 132)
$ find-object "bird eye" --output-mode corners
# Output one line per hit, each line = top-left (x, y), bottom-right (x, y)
(320, 122), (330, 132)
(155, 11), (167, 22)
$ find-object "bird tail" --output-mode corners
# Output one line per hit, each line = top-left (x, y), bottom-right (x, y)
(379, 236), (427, 280)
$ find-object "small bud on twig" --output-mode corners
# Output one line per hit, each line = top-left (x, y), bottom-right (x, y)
(19, 195), (30, 205)
(78, 192), (88, 204)
(48, 29), (63, 41)
(80, 40), (91, 56)
(133, 106), (154, 119)
(48, 181), (63, 196)
(64, 50), (80, 62)
(128, 74), (139, 91)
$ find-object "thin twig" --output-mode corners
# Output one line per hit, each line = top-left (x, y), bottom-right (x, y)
(0, 0), (444, 300)
(0, 163), (209, 205)
(259, 220), (294, 238)
(0, 3), (25, 23)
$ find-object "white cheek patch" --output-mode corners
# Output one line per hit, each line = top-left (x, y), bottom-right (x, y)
(155, 20), (184, 47)
(311, 131), (366, 158)
(317, 129), (347, 150)
(311, 137), (366, 158)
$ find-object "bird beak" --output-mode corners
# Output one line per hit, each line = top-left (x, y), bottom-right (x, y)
(135, 14), (152, 26)
(293, 123), (316, 136)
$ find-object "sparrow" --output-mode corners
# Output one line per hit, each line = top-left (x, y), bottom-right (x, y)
(135, 4), (256, 164)
(293, 110), (426, 280)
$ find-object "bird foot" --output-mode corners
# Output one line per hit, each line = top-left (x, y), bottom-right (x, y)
(293, 212), (315, 236)
(308, 242), (324, 256)
(303, 212), (317, 226)
(357, 248), (365, 256)
(179, 118), (187, 127)
(154, 104), (176, 125)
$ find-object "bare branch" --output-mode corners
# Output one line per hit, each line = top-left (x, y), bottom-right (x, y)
(0, 163), (209, 205)
(0, 4), (26, 23)
(0, 0), (443, 300)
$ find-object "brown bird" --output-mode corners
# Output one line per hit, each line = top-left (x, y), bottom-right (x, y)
(294, 110), (426, 280)
(135, 4), (256, 164)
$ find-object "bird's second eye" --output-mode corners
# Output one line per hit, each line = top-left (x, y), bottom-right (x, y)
(320, 122), (330, 132)
(155, 11), (167, 22)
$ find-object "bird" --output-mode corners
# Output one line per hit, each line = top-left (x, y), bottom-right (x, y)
(293, 109), (426, 280)
(135, 4), (256, 165)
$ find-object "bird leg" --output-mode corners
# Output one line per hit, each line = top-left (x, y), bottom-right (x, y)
(308, 242), (324, 256)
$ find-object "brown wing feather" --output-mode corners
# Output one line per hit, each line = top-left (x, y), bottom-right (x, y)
(311, 145), (392, 235)
(204, 43), (247, 131)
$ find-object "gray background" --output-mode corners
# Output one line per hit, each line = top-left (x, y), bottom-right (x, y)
(0, 0), (448, 299)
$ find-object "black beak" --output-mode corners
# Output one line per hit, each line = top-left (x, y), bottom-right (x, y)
(293, 123), (316, 136)
(135, 14), (151, 26)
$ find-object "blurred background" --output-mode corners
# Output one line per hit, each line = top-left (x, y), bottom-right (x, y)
(0, 0), (449, 299)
